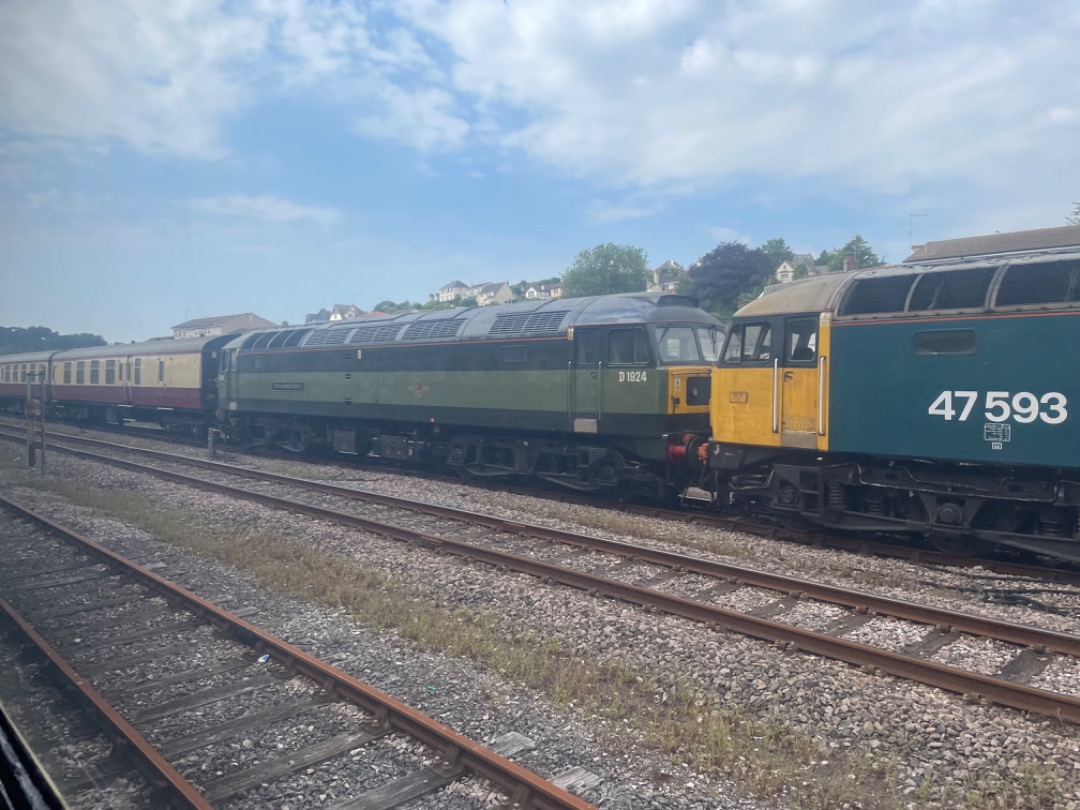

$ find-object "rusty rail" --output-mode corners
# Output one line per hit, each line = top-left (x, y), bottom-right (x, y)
(18, 430), (1080, 659)
(8, 444), (1080, 724)
(0, 595), (214, 810)
(0, 494), (596, 810)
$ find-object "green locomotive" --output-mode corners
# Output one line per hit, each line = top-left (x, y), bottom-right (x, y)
(219, 293), (723, 493)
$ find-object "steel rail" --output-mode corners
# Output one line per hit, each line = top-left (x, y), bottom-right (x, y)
(0, 495), (596, 810)
(9, 444), (1080, 724)
(5, 421), (1079, 585)
(21, 430), (1080, 658)
(0, 595), (214, 810)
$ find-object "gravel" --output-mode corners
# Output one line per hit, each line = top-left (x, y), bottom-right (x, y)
(3, 434), (1080, 809)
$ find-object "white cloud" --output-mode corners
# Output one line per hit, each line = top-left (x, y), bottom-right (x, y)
(189, 193), (341, 225)
(399, 0), (1080, 207)
(352, 85), (469, 151)
(708, 226), (755, 245)
(3, 0), (1078, 224)
(0, 0), (267, 157)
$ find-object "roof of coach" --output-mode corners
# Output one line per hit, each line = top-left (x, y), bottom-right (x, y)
(230, 293), (718, 352)
(0, 350), (57, 364)
(50, 335), (231, 361)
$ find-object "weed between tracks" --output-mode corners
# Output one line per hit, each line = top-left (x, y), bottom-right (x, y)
(0, 459), (1066, 810)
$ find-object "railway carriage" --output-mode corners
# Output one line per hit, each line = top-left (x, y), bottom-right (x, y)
(0, 351), (54, 411)
(219, 293), (723, 492)
(1, 336), (232, 429)
(706, 249), (1080, 561)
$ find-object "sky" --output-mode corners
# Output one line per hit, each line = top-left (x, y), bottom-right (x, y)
(1, 0), (1078, 343)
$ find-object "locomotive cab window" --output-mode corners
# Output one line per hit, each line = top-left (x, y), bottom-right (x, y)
(654, 326), (701, 365)
(785, 318), (817, 364)
(722, 322), (772, 364)
(698, 327), (722, 363)
(608, 329), (650, 365)
(575, 330), (603, 365)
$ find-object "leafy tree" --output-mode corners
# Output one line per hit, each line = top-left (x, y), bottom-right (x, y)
(759, 237), (795, 273)
(372, 299), (420, 313)
(561, 243), (649, 298)
(821, 235), (883, 272)
(679, 242), (773, 317)
(0, 326), (106, 355)
(1068, 202), (1080, 225)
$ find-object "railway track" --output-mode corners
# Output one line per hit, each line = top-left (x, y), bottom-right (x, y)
(6, 427), (1080, 726)
(11, 415), (1077, 583)
(0, 496), (599, 809)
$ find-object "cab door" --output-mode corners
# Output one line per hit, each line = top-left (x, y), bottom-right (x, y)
(220, 347), (239, 412)
(570, 327), (603, 433)
(779, 316), (826, 450)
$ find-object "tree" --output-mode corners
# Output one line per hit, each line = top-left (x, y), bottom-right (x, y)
(0, 326), (106, 355)
(1068, 203), (1080, 225)
(679, 242), (773, 317)
(561, 243), (649, 298)
(759, 237), (795, 273)
(823, 235), (883, 272)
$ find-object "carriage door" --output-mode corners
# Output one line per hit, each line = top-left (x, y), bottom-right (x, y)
(779, 316), (821, 449)
(570, 327), (603, 433)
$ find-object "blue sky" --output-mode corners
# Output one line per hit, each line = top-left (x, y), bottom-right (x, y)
(2, 0), (1078, 342)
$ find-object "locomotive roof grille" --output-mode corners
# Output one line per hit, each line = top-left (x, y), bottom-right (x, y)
(401, 319), (465, 341)
(488, 311), (569, 336)
(347, 325), (403, 344)
(303, 329), (351, 347)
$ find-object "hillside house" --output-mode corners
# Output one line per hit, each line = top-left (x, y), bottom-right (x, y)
(171, 313), (276, 339)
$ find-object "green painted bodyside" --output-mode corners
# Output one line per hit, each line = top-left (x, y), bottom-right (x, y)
(226, 344), (707, 461)
(829, 311), (1080, 470)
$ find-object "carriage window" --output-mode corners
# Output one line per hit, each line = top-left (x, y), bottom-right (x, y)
(655, 326), (701, 365)
(105, 359), (116, 384)
(64, 362), (71, 384)
(909, 267), (995, 311)
(995, 260), (1080, 306)
(90, 360), (100, 384)
(159, 360), (165, 382)
(608, 329), (650, 364)
(76, 361), (85, 384)
(786, 319), (817, 363)
(134, 358), (142, 385)
(723, 323), (772, 364)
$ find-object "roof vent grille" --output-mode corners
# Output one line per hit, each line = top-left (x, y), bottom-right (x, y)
(347, 325), (403, 344)
(488, 311), (569, 336)
(401, 319), (465, 341)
